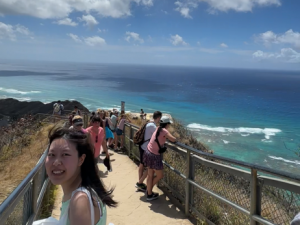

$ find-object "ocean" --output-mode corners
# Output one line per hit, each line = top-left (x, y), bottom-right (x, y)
(0, 60), (299, 173)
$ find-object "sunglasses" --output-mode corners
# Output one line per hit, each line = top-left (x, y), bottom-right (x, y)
(95, 135), (98, 143)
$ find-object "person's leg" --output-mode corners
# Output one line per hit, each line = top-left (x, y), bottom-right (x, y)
(151, 169), (164, 189)
(120, 134), (124, 148)
(146, 168), (155, 195)
(139, 167), (148, 184)
(113, 132), (118, 150)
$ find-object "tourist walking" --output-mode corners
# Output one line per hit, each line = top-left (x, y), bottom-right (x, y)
(85, 116), (109, 160)
(143, 116), (176, 201)
(109, 110), (119, 151)
(89, 111), (96, 126)
(45, 127), (117, 225)
(69, 115), (87, 133)
(53, 100), (64, 116)
(135, 111), (162, 192)
(68, 111), (76, 127)
(74, 105), (81, 115)
(115, 114), (131, 150)
(98, 110), (114, 148)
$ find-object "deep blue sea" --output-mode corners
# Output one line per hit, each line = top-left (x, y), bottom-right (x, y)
(0, 60), (299, 173)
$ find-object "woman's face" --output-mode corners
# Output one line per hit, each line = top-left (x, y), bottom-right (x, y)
(45, 138), (85, 185)
(74, 124), (83, 131)
(92, 121), (100, 128)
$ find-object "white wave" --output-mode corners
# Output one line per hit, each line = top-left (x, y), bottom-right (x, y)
(241, 134), (250, 137)
(14, 97), (31, 101)
(269, 156), (300, 165)
(187, 123), (281, 139)
(0, 87), (41, 95)
(223, 140), (230, 144)
(261, 139), (272, 143)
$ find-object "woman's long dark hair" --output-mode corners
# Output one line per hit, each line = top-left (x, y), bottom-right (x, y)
(48, 127), (117, 207)
(156, 123), (169, 139)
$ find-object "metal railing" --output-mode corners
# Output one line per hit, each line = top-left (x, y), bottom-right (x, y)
(0, 150), (48, 225)
(124, 123), (300, 225)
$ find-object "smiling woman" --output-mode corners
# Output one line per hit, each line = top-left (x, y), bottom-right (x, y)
(45, 127), (117, 225)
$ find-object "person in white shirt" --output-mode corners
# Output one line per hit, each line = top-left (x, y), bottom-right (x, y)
(135, 111), (162, 192)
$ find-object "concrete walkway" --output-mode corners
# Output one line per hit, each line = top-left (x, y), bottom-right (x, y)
(52, 150), (192, 225)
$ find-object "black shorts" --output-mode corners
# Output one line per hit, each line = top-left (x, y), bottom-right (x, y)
(139, 146), (145, 166)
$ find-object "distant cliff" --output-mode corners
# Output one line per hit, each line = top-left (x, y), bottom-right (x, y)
(0, 98), (90, 120)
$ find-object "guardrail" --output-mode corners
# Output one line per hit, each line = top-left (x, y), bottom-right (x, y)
(0, 150), (48, 225)
(124, 123), (300, 225)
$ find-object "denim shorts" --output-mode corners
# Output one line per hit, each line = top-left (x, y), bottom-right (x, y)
(116, 128), (123, 136)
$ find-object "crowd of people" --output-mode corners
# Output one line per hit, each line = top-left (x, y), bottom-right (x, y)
(46, 102), (300, 225)
(45, 102), (177, 224)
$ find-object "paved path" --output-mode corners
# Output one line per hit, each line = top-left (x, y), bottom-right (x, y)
(52, 150), (192, 225)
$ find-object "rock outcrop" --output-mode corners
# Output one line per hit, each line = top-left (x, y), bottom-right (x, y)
(0, 98), (90, 120)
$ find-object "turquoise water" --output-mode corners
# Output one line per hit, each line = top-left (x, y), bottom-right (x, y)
(0, 60), (299, 173)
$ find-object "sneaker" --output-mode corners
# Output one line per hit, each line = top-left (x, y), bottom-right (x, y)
(147, 192), (159, 201)
(135, 183), (147, 192)
(100, 152), (107, 156)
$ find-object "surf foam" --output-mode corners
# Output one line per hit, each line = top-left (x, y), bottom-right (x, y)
(187, 123), (281, 139)
(269, 156), (300, 166)
(0, 87), (41, 95)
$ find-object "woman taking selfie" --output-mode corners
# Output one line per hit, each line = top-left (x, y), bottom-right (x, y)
(45, 127), (117, 225)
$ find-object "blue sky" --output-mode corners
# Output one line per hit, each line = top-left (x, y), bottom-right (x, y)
(0, 0), (300, 70)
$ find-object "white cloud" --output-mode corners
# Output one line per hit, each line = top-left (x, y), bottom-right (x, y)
(257, 29), (300, 49)
(161, 10), (168, 14)
(40, 23), (44, 26)
(67, 33), (82, 43)
(125, 32), (144, 43)
(197, 41), (201, 45)
(98, 28), (107, 33)
(199, 47), (222, 54)
(175, 1), (197, 18)
(253, 48), (300, 63)
(84, 36), (106, 46)
(174, 0), (281, 18)
(220, 43), (228, 48)
(55, 18), (78, 26)
(170, 34), (188, 46)
(0, 0), (154, 19)
(0, 22), (32, 41)
(78, 15), (98, 28)
(126, 24), (131, 27)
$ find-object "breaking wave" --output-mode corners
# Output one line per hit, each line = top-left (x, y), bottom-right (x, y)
(0, 87), (41, 95)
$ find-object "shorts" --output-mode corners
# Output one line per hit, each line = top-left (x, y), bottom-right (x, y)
(143, 149), (163, 170)
(139, 146), (145, 165)
(116, 128), (123, 136)
(105, 127), (114, 139)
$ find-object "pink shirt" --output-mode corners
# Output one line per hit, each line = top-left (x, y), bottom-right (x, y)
(117, 119), (128, 131)
(85, 126), (105, 158)
(147, 128), (169, 155)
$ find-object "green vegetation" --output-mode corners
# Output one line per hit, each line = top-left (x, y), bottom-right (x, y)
(38, 184), (58, 219)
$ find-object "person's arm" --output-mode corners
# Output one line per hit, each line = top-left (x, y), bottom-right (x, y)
(102, 139), (109, 157)
(69, 192), (92, 225)
(105, 117), (113, 126)
(166, 131), (177, 143)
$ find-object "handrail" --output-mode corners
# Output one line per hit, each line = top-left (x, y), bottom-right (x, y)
(126, 122), (300, 182)
(124, 122), (300, 225)
(0, 150), (48, 224)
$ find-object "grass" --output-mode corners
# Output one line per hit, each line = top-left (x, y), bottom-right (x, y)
(38, 184), (58, 219)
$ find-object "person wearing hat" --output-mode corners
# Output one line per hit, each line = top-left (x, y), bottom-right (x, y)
(69, 115), (87, 133)
(143, 115), (177, 201)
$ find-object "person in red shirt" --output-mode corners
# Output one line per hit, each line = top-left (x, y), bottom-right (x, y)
(85, 116), (109, 161)
(143, 116), (176, 201)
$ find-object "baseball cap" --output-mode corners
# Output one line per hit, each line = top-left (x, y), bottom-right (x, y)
(160, 116), (172, 124)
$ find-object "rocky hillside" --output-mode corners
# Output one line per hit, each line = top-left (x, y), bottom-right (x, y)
(0, 98), (90, 120)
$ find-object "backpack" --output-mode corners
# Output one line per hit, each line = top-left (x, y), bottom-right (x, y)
(133, 121), (152, 145)
(53, 103), (61, 113)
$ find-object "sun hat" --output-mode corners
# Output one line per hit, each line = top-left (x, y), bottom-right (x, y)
(160, 116), (172, 124)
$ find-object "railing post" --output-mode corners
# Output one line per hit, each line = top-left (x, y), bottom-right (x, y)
(83, 113), (88, 128)
(128, 125), (132, 157)
(185, 148), (191, 216)
(31, 174), (39, 219)
(250, 169), (259, 225)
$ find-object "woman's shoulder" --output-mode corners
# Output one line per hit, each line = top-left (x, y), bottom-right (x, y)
(162, 128), (170, 134)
